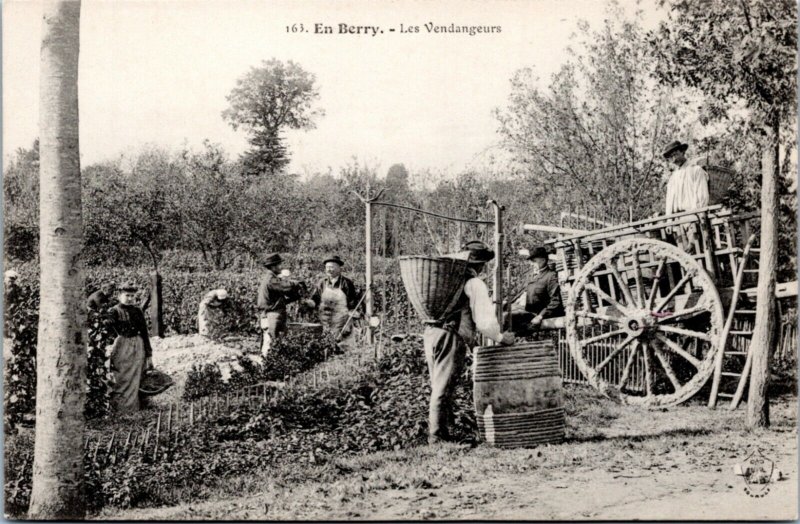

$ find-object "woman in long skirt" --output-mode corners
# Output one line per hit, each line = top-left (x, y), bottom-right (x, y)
(108, 281), (153, 413)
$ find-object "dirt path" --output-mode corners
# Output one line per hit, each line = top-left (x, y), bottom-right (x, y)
(104, 394), (797, 521)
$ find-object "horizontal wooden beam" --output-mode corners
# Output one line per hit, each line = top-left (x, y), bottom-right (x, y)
(522, 223), (589, 236)
(743, 280), (798, 299)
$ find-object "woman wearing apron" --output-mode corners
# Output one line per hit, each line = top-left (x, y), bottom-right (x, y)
(308, 256), (362, 347)
(107, 281), (153, 413)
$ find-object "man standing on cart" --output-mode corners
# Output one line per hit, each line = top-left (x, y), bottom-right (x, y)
(662, 140), (710, 251)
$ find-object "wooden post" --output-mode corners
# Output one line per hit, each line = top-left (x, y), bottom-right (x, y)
(366, 196), (374, 346)
(489, 200), (504, 335)
(148, 271), (164, 338)
(153, 411), (161, 461)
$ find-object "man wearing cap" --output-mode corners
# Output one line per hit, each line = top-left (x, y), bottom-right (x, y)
(198, 288), (229, 339)
(87, 282), (116, 311)
(424, 240), (515, 444)
(662, 140), (709, 251)
(522, 246), (564, 331)
(107, 281), (153, 412)
(257, 253), (303, 356)
(306, 255), (362, 346)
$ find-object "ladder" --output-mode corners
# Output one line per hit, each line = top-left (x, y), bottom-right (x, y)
(708, 234), (758, 409)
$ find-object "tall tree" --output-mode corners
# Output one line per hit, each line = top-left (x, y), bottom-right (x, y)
(83, 148), (182, 269)
(28, 0), (85, 518)
(496, 4), (687, 224)
(222, 59), (324, 177)
(653, 0), (796, 428)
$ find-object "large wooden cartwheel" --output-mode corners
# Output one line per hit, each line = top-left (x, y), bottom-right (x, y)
(565, 238), (723, 406)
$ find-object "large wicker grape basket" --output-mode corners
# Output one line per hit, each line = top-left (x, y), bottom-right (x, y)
(398, 255), (469, 323)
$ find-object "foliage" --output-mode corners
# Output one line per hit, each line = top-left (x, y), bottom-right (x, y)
(222, 59), (324, 176)
(3, 141), (41, 263)
(214, 337), (477, 453)
(83, 150), (183, 269)
(4, 281), (116, 429)
(653, 0), (797, 123)
(3, 281), (39, 430)
(3, 140), (40, 229)
(86, 310), (117, 419)
(495, 4), (686, 222)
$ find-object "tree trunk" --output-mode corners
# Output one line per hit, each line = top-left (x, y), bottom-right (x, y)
(29, 0), (85, 519)
(746, 112), (779, 429)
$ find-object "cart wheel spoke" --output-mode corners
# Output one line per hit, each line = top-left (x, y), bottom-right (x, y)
(595, 334), (636, 372)
(632, 255), (646, 308)
(642, 341), (654, 397)
(585, 283), (631, 315)
(576, 310), (623, 324)
(608, 262), (636, 309)
(655, 333), (701, 368)
(658, 324), (712, 342)
(618, 340), (640, 389)
(654, 271), (696, 313)
(654, 347), (682, 392)
(579, 328), (627, 347)
(646, 257), (667, 310)
(655, 305), (707, 324)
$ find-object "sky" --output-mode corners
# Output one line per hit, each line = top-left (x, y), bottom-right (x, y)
(3, 0), (666, 176)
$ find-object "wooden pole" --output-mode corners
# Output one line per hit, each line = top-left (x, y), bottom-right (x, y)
(489, 201), (504, 335)
(148, 271), (164, 338)
(366, 196), (374, 346)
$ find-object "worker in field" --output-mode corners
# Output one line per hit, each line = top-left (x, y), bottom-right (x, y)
(305, 255), (362, 347)
(256, 253), (303, 356)
(107, 281), (153, 412)
(424, 240), (515, 444)
(662, 140), (709, 251)
(523, 246), (564, 331)
(87, 282), (116, 311)
(198, 288), (229, 339)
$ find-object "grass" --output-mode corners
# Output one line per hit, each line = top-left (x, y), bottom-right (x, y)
(97, 387), (797, 520)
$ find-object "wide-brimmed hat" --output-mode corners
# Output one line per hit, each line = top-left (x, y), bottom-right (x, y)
(323, 255), (345, 267)
(461, 240), (495, 263)
(527, 246), (549, 260)
(662, 140), (689, 159)
(263, 252), (282, 267)
(119, 281), (139, 292)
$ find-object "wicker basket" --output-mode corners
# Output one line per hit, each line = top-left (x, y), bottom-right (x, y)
(139, 369), (174, 397)
(398, 255), (469, 323)
(705, 164), (736, 205)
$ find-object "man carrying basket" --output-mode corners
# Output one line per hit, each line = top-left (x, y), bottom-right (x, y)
(424, 240), (515, 444)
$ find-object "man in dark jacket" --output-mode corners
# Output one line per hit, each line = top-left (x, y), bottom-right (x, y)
(257, 253), (303, 356)
(523, 246), (564, 330)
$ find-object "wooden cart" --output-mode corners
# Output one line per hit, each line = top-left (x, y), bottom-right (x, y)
(522, 204), (795, 408)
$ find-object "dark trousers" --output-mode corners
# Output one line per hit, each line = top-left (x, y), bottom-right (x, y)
(422, 325), (466, 441)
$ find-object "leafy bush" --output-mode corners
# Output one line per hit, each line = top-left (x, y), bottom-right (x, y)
(86, 310), (116, 419)
(3, 284), (115, 429)
(213, 337), (476, 454)
(3, 281), (39, 430)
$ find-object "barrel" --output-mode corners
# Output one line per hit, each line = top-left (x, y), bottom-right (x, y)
(473, 340), (565, 448)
